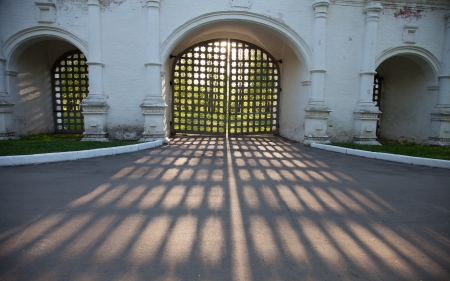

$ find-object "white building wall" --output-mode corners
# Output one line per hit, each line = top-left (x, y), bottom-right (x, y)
(0, 0), (87, 51)
(377, 5), (445, 60)
(101, 0), (148, 140)
(325, 3), (367, 142)
(0, 0), (448, 143)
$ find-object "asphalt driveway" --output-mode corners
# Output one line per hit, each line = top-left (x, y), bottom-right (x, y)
(0, 135), (449, 281)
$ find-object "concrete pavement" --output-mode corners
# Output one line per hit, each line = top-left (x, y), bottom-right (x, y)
(0, 135), (449, 280)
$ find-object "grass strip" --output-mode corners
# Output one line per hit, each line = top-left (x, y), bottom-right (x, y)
(0, 134), (138, 156)
(331, 141), (450, 161)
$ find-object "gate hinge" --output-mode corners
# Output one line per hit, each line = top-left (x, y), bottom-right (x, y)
(170, 81), (173, 86)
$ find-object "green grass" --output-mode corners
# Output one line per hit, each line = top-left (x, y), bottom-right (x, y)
(3, 135), (448, 161)
(331, 141), (450, 161)
(0, 134), (138, 156)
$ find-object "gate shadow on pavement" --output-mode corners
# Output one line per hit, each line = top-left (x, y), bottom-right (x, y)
(0, 135), (449, 280)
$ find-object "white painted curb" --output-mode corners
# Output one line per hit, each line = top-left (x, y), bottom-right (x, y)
(311, 143), (450, 169)
(0, 140), (163, 167)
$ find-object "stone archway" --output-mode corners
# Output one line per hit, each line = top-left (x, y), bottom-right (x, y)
(4, 26), (88, 71)
(375, 52), (439, 143)
(162, 12), (312, 141)
(5, 40), (86, 136)
(2, 27), (89, 137)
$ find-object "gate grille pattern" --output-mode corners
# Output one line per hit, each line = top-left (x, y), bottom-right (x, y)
(172, 39), (280, 135)
(52, 51), (88, 133)
(229, 40), (279, 134)
(173, 40), (228, 134)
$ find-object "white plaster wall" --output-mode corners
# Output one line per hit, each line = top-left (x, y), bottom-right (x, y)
(325, 3), (367, 142)
(0, 0), (87, 50)
(377, 6), (446, 62)
(278, 46), (307, 141)
(376, 56), (437, 143)
(100, 0), (148, 140)
(1, 0), (44, 40)
(10, 40), (77, 136)
(159, 0), (314, 52)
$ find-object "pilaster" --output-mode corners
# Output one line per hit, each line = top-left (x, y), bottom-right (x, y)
(353, 2), (383, 145)
(140, 0), (168, 143)
(304, 0), (331, 145)
(80, 0), (109, 141)
(0, 24), (16, 140)
(427, 12), (450, 146)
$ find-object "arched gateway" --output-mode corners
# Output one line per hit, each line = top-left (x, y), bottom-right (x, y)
(171, 39), (281, 135)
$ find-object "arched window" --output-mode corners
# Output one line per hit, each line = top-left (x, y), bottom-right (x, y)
(51, 50), (88, 133)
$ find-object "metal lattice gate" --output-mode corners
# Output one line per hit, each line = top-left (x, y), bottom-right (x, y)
(172, 39), (280, 135)
(52, 50), (88, 133)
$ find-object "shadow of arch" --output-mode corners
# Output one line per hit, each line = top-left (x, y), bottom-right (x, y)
(4, 26), (88, 71)
(376, 46), (440, 87)
(160, 11), (312, 70)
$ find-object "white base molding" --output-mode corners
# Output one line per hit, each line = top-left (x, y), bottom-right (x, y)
(426, 137), (450, 147)
(0, 98), (15, 140)
(0, 132), (16, 140)
(140, 96), (167, 143)
(427, 108), (450, 146)
(81, 133), (109, 142)
(303, 104), (331, 146)
(352, 138), (381, 146)
(303, 136), (331, 146)
(80, 97), (109, 141)
(353, 105), (381, 145)
(139, 136), (169, 144)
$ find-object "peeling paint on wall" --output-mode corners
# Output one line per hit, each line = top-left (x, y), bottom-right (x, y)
(100, 0), (125, 10)
(394, 6), (424, 19)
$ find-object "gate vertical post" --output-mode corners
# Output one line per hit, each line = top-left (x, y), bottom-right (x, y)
(303, 0), (332, 145)
(353, 1), (382, 145)
(0, 26), (15, 140)
(80, 0), (109, 141)
(427, 12), (450, 146)
(140, 0), (168, 143)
